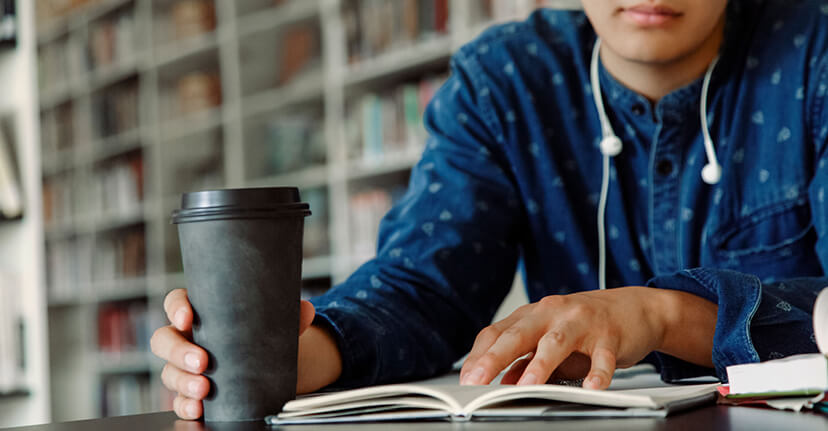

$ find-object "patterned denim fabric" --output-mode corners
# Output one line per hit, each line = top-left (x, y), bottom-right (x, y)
(311, 0), (827, 386)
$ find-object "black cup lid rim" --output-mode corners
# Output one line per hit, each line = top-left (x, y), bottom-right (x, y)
(180, 187), (304, 210)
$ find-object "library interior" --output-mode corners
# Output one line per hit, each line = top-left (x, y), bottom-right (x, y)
(0, 0), (827, 429)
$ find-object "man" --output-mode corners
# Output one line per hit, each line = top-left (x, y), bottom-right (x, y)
(152, 0), (825, 419)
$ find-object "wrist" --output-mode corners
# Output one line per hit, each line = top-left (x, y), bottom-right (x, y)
(649, 288), (717, 367)
(297, 324), (343, 394)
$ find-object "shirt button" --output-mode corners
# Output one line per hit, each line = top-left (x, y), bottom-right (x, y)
(631, 103), (646, 116)
(656, 159), (674, 176)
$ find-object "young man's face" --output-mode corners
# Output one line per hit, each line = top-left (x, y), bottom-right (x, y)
(581, 1), (728, 64)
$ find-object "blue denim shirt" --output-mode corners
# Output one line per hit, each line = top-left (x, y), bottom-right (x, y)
(312, 0), (827, 386)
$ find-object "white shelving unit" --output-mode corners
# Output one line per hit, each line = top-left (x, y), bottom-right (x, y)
(0, 0), (51, 427)
(34, 0), (579, 423)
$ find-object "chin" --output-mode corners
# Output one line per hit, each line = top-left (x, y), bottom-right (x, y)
(606, 36), (693, 65)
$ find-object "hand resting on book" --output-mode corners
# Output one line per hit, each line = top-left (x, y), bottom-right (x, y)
(459, 287), (718, 390)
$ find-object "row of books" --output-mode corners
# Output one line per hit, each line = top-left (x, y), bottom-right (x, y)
(88, 7), (135, 72)
(97, 301), (150, 354)
(343, 0), (450, 64)
(275, 23), (321, 87)
(94, 153), (144, 218)
(349, 185), (408, 260)
(100, 373), (152, 417)
(40, 102), (78, 155)
(250, 113), (326, 179)
(0, 272), (25, 393)
(43, 153), (144, 228)
(95, 228), (147, 282)
(37, 35), (86, 94)
(346, 74), (447, 163)
(92, 79), (139, 138)
(46, 229), (146, 301)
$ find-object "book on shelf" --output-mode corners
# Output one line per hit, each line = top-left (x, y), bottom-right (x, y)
(100, 373), (151, 417)
(346, 74), (446, 164)
(344, 0), (450, 64)
(88, 8), (135, 72)
(176, 71), (222, 115)
(93, 80), (139, 138)
(93, 153), (144, 218)
(94, 228), (146, 282)
(268, 382), (719, 424)
(0, 271), (26, 393)
(97, 301), (150, 355)
(349, 185), (407, 260)
(257, 113), (326, 178)
(277, 24), (321, 86)
(724, 287), (828, 399)
(0, 117), (23, 219)
(171, 0), (216, 41)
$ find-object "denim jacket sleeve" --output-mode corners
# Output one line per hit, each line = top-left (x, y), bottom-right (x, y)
(310, 51), (523, 388)
(646, 53), (828, 382)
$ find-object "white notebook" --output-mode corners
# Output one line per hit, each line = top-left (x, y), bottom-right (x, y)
(725, 287), (828, 397)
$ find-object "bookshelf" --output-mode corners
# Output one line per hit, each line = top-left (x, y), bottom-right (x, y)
(35, 0), (579, 422)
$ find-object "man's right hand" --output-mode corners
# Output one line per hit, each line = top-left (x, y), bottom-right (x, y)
(150, 289), (342, 420)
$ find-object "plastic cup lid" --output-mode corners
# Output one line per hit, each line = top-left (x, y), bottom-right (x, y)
(815, 288), (828, 355)
(171, 187), (310, 224)
(181, 187), (303, 210)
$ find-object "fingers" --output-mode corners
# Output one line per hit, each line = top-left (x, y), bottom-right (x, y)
(518, 324), (576, 385)
(150, 325), (208, 374)
(161, 363), (210, 400)
(460, 307), (530, 384)
(173, 394), (203, 420)
(462, 318), (545, 385)
(500, 353), (532, 385)
(584, 346), (616, 390)
(164, 289), (193, 332)
(299, 300), (315, 335)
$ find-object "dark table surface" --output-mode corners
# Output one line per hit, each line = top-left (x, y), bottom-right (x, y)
(4, 406), (828, 431)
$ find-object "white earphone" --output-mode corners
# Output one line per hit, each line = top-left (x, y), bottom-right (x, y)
(590, 38), (721, 291)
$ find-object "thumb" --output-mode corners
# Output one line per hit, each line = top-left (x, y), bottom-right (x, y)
(299, 300), (316, 335)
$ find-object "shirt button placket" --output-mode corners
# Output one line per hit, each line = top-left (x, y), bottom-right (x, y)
(649, 120), (683, 275)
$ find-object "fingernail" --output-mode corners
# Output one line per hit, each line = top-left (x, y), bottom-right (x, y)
(518, 372), (539, 385)
(185, 353), (201, 371)
(587, 375), (602, 388)
(174, 310), (187, 328)
(462, 367), (485, 385)
(185, 401), (198, 418)
(188, 380), (200, 397)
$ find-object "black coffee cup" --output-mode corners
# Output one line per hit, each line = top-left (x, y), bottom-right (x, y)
(171, 187), (311, 422)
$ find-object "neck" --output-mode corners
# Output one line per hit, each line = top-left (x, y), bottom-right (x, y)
(599, 19), (726, 103)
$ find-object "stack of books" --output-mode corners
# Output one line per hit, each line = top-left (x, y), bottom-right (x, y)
(719, 288), (828, 415)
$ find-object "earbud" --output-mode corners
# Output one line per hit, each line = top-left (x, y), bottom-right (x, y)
(599, 135), (623, 157)
(701, 162), (722, 185)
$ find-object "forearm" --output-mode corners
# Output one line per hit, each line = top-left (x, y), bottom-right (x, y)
(297, 325), (342, 394)
(652, 289), (717, 368)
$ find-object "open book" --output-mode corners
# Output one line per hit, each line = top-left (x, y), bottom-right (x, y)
(267, 382), (719, 424)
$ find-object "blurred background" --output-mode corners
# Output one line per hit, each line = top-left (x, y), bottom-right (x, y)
(0, 0), (579, 427)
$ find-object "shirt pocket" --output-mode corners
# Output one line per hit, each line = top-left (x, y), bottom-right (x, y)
(707, 196), (818, 277)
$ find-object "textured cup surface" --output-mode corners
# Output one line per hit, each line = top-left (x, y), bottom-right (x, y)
(173, 187), (310, 421)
